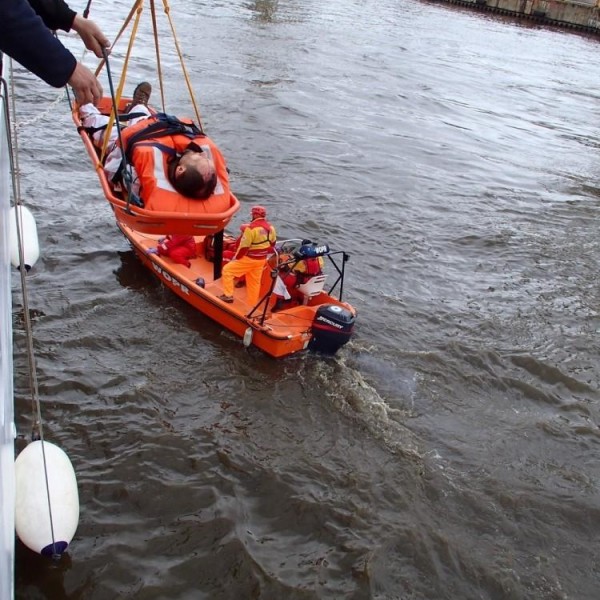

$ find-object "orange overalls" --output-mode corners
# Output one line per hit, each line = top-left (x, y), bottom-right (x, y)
(220, 217), (276, 306)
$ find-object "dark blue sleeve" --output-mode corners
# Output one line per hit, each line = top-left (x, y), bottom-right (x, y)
(0, 0), (77, 88)
(28, 0), (77, 32)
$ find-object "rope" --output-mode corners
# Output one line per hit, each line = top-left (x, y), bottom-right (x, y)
(13, 26), (88, 129)
(94, 0), (203, 129)
(160, 0), (203, 128)
(14, 87), (66, 130)
(149, 0), (166, 112)
(102, 48), (140, 213)
(2, 62), (61, 559)
(83, 0), (93, 19)
(100, 2), (144, 162)
(77, 0), (208, 210)
(94, 0), (144, 78)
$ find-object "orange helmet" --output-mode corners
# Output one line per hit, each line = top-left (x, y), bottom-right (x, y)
(251, 205), (267, 218)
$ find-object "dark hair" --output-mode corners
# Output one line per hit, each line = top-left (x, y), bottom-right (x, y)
(167, 156), (217, 200)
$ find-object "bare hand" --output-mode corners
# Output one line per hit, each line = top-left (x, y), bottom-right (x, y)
(68, 63), (103, 105)
(71, 15), (110, 59)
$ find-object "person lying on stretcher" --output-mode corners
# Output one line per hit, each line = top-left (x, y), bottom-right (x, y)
(80, 82), (225, 210)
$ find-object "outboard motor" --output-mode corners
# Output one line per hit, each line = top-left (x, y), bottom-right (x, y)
(309, 304), (355, 354)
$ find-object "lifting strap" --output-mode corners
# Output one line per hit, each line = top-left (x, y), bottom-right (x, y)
(122, 113), (203, 161)
(99, 1), (145, 163)
(111, 116), (204, 197)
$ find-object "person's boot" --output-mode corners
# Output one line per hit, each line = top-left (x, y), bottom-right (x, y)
(125, 82), (152, 112)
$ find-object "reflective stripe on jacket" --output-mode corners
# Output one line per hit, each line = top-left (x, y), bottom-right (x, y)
(236, 218), (276, 260)
(118, 116), (230, 212)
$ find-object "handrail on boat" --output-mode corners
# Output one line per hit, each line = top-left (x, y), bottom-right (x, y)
(246, 243), (351, 326)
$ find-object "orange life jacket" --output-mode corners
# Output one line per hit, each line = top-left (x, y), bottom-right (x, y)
(238, 217), (276, 259)
(119, 115), (231, 213)
(296, 256), (323, 278)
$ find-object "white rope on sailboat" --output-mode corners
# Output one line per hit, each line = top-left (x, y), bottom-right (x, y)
(14, 34), (89, 129)
(14, 87), (66, 130)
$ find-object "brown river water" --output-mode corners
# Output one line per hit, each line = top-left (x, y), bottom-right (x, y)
(11, 0), (600, 598)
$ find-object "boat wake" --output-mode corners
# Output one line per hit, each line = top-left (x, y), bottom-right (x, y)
(308, 347), (423, 461)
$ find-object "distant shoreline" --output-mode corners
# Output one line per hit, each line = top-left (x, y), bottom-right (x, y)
(426, 0), (600, 36)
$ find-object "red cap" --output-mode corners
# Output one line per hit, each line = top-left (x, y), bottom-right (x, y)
(251, 205), (267, 218)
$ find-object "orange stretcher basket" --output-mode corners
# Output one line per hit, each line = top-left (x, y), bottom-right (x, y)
(72, 96), (239, 236)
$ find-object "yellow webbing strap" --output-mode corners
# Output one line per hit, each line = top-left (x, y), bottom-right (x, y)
(161, 0), (203, 128)
(94, 0), (144, 78)
(100, 2), (144, 162)
(149, 0), (166, 112)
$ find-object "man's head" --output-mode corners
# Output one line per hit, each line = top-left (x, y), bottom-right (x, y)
(169, 149), (217, 199)
(251, 205), (267, 220)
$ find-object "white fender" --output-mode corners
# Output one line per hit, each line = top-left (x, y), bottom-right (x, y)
(243, 327), (253, 347)
(14, 440), (79, 556)
(9, 205), (40, 271)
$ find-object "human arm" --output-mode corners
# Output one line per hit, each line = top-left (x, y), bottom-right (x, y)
(160, 235), (192, 251)
(156, 236), (171, 256)
(0, 0), (103, 103)
(27, 0), (76, 31)
(0, 0), (77, 87)
(28, 0), (110, 57)
(104, 146), (141, 198)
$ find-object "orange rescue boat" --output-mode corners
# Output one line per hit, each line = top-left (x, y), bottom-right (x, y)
(73, 97), (356, 358)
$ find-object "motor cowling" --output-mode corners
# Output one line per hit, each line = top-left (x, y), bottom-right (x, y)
(309, 304), (355, 354)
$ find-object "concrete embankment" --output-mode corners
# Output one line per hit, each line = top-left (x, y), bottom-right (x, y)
(429, 0), (600, 35)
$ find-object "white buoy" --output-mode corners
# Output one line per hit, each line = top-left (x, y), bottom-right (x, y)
(15, 440), (79, 556)
(243, 326), (254, 347)
(9, 204), (40, 271)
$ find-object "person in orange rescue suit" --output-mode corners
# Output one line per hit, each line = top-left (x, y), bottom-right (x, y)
(80, 83), (229, 210)
(218, 206), (276, 305)
(281, 241), (325, 302)
(147, 235), (197, 267)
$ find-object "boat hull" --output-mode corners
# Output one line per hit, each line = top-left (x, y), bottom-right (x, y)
(117, 223), (355, 358)
(73, 98), (356, 358)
